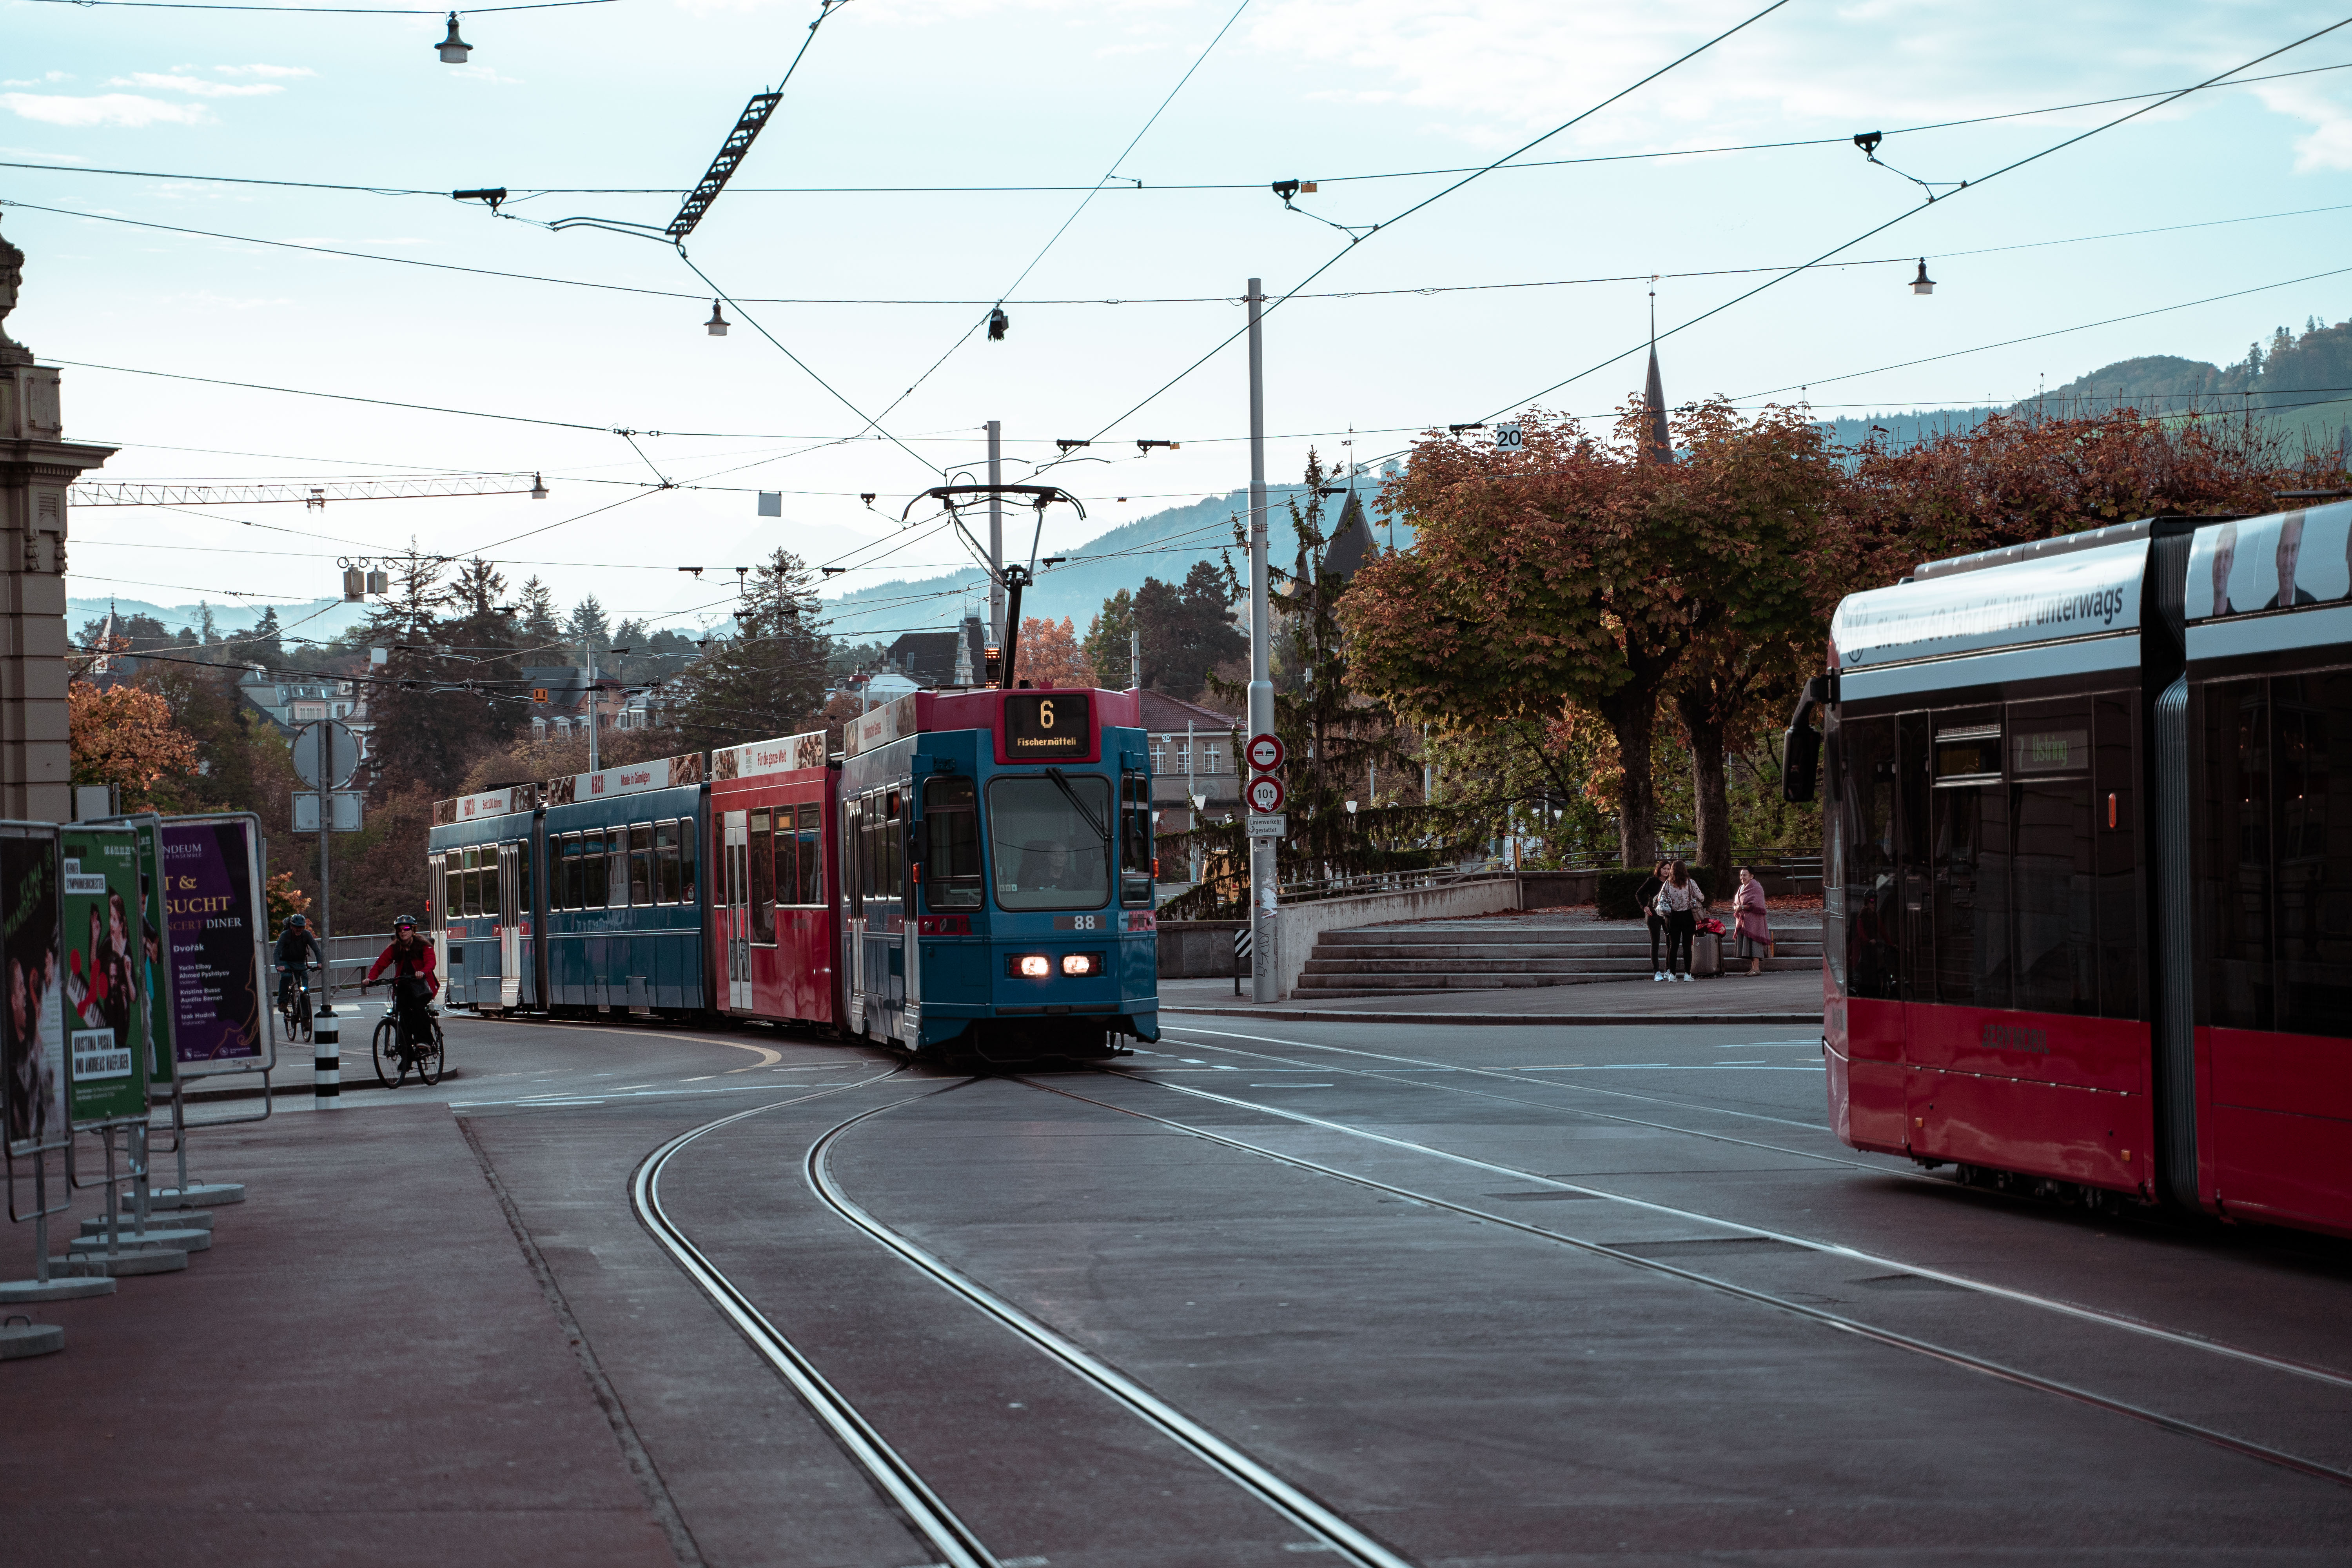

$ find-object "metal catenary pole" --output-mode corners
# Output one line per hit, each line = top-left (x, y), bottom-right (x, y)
(1246, 276), (1277, 1004)
(987, 421), (1005, 653)
(585, 640), (599, 773)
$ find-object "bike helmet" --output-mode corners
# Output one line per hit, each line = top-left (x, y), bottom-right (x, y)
(394, 914), (418, 931)
(284, 913), (307, 928)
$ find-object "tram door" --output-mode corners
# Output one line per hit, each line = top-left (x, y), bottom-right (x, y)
(499, 841), (523, 1009)
(722, 810), (751, 1010)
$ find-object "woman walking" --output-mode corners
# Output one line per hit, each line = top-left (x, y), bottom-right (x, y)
(1637, 858), (1673, 982)
(1655, 861), (1706, 983)
(1732, 867), (1772, 977)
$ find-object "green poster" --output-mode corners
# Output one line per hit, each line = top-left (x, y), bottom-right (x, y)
(60, 826), (149, 1126)
(129, 817), (174, 1088)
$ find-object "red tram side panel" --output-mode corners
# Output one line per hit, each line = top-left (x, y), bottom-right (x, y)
(709, 731), (842, 1029)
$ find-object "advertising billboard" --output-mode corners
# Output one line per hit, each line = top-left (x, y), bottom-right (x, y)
(160, 815), (275, 1077)
(1, 823), (65, 1156)
(60, 824), (150, 1127)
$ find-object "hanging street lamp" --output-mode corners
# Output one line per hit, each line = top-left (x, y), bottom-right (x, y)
(705, 300), (730, 336)
(1911, 259), (1936, 296)
(435, 12), (471, 63)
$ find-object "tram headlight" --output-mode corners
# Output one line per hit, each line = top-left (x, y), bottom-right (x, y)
(1061, 952), (1102, 976)
(1011, 954), (1051, 979)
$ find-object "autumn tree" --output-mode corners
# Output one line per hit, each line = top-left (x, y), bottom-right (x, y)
(1013, 615), (1088, 688)
(67, 678), (199, 808)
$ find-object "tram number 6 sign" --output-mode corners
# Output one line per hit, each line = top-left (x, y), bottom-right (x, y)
(1246, 775), (1285, 814)
(1245, 733), (1285, 772)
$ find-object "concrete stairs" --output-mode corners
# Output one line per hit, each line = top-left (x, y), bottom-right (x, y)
(1293, 918), (1823, 999)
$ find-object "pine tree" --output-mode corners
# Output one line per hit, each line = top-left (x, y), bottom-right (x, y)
(246, 606), (287, 669)
(516, 576), (564, 661)
(564, 595), (611, 664)
(674, 549), (829, 749)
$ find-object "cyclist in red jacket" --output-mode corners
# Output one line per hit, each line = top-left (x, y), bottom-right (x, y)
(362, 915), (439, 1046)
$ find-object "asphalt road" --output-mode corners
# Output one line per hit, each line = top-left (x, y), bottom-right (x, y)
(24, 1011), (2352, 1565)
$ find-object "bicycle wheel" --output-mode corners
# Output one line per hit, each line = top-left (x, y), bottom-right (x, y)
(294, 991), (312, 1043)
(372, 1017), (405, 1088)
(415, 1018), (445, 1087)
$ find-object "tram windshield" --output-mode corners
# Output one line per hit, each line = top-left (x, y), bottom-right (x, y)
(987, 772), (1111, 911)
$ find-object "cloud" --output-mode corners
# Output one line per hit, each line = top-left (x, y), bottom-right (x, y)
(0, 145), (86, 161)
(442, 64), (526, 85)
(3, 72), (74, 87)
(2252, 80), (2352, 171)
(107, 73), (284, 98)
(212, 64), (317, 79)
(0, 93), (213, 128)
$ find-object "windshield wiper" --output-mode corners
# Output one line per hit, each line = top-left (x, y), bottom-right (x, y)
(1044, 766), (1109, 844)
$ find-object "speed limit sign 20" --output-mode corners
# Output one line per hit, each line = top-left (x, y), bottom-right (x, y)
(1493, 422), (1524, 451)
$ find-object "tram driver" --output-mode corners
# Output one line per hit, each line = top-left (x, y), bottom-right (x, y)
(1015, 838), (1086, 895)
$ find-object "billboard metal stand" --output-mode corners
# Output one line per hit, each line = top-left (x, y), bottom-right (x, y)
(57, 1123), (185, 1278)
(0, 1147), (110, 1303)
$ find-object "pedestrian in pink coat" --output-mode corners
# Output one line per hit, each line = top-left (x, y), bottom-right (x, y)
(1733, 868), (1771, 977)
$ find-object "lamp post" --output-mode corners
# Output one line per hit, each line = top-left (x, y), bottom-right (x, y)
(1245, 277), (1276, 1003)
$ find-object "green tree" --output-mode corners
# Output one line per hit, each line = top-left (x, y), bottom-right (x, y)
(1082, 591), (1134, 689)
(564, 594), (611, 664)
(515, 575), (564, 661)
(245, 606), (287, 670)
(674, 549), (829, 749)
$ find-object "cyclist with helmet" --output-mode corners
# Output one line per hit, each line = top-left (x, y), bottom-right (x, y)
(363, 916), (439, 1053)
(274, 912), (325, 1013)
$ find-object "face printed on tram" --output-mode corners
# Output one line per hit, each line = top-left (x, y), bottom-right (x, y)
(2276, 515), (2307, 609)
(2208, 522), (2239, 617)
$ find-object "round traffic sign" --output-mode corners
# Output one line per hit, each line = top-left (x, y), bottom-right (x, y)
(1246, 733), (1285, 772)
(1245, 775), (1285, 813)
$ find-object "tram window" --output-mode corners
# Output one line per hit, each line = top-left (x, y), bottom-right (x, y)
(483, 844), (503, 920)
(2274, 670), (2352, 1036)
(606, 827), (630, 909)
(2093, 696), (2143, 1019)
(2009, 699), (2096, 1017)
(750, 810), (776, 943)
(923, 777), (983, 910)
(654, 821), (681, 903)
(456, 846), (476, 917)
(987, 774), (1112, 911)
(677, 818), (697, 906)
(2200, 680), (2273, 1031)
(796, 804), (822, 904)
(1838, 716), (1900, 1001)
(581, 830), (608, 910)
(774, 813), (799, 909)
(1932, 713), (2012, 1010)
(883, 790), (904, 900)
(440, 850), (459, 922)
(629, 823), (654, 907)
(1120, 771), (1154, 907)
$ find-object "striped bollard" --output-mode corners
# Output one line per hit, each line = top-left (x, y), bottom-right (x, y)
(314, 1007), (340, 1109)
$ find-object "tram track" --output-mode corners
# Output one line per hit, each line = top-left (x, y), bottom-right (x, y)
(1154, 1025), (2352, 1392)
(1016, 1070), (2352, 1491)
(633, 1061), (1419, 1568)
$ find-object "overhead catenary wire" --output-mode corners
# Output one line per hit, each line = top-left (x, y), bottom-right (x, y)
(13, 57), (2352, 198)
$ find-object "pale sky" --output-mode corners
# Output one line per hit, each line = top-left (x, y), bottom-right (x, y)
(7, 0), (2352, 647)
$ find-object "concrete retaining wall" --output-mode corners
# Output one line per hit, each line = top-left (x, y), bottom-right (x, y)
(1156, 920), (1247, 980)
(1270, 878), (1520, 998)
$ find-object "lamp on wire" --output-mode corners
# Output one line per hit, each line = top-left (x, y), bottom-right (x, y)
(1911, 260), (1936, 296)
(436, 11), (471, 63)
(530, 472), (548, 501)
(705, 300), (730, 336)
(987, 306), (1010, 342)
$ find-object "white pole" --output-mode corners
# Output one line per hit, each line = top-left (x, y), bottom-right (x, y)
(585, 641), (599, 773)
(987, 420), (1005, 655)
(1130, 626), (1140, 691)
(1187, 718), (1198, 885)
(1247, 277), (1277, 1004)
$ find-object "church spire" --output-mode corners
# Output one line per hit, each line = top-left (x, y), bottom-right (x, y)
(1643, 277), (1671, 463)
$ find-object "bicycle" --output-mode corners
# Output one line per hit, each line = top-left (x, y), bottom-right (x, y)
(278, 963), (318, 1043)
(363, 981), (445, 1088)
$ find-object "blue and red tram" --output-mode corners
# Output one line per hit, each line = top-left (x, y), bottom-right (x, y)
(424, 685), (1161, 1056)
(1802, 503), (2352, 1238)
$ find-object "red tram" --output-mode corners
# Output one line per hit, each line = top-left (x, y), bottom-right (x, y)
(709, 730), (842, 1029)
(1795, 505), (2352, 1238)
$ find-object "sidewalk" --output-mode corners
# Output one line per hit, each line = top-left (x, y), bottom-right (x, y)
(1161, 967), (1824, 1025)
(7, 1105), (675, 1567)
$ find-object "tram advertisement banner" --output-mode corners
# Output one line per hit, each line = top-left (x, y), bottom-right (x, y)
(130, 817), (176, 1088)
(59, 824), (150, 1127)
(161, 815), (274, 1076)
(1, 823), (67, 1156)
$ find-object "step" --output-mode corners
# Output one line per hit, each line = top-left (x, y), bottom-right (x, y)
(1305, 943), (1822, 966)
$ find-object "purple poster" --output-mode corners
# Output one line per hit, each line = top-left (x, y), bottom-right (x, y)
(162, 818), (270, 1072)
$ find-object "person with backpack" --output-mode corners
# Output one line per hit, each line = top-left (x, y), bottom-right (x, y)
(362, 916), (439, 1047)
(275, 912), (325, 1013)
